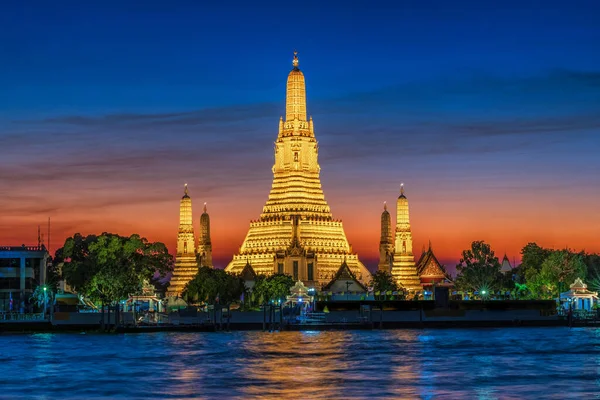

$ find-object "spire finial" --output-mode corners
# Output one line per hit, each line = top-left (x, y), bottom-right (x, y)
(384, 201), (387, 211)
(184, 183), (188, 196)
(400, 182), (404, 196)
(292, 50), (299, 68)
(203, 202), (207, 213)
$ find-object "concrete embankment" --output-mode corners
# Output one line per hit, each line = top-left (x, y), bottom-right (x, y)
(0, 306), (571, 333)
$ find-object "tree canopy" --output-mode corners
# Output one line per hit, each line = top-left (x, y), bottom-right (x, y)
(369, 271), (400, 293)
(251, 273), (295, 305)
(182, 267), (246, 306)
(455, 240), (503, 294)
(59, 233), (173, 304)
(525, 249), (587, 298)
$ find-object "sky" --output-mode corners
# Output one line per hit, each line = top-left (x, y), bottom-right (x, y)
(1, 0), (599, 272)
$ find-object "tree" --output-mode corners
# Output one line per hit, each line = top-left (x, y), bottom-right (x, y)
(584, 253), (600, 292)
(251, 273), (295, 305)
(30, 285), (54, 313)
(527, 250), (587, 299)
(455, 241), (502, 295)
(60, 232), (173, 305)
(369, 271), (403, 300)
(182, 267), (246, 307)
(517, 242), (552, 283)
(369, 271), (399, 293)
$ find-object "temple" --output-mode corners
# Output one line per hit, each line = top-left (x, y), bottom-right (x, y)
(415, 242), (448, 289)
(500, 254), (512, 274)
(225, 52), (371, 287)
(378, 201), (394, 273)
(197, 203), (213, 268)
(390, 184), (422, 293)
(167, 184), (213, 297)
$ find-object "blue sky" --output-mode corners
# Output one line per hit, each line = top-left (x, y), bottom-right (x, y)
(1, 0), (599, 268)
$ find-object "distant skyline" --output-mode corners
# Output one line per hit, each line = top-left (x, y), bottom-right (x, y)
(1, 1), (599, 272)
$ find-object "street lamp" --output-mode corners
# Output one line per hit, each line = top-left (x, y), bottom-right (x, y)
(43, 286), (47, 316)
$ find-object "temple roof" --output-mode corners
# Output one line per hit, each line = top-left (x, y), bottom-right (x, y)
(240, 260), (257, 281)
(416, 245), (447, 278)
(323, 259), (367, 291)
(560, 278), (598, 298)
(290, 280), (310, 296)
(500, 255), (512, 273)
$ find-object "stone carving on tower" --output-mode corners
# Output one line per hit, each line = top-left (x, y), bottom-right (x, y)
(197, 203), (213, 268)
(390, 184), (422, 293)
(167, 184), (199, 297)
(225, 51), (372, 287)
(378, 201), (394, 273)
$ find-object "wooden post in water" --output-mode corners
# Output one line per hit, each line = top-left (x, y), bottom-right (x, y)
(227, 304), (231, 332)
(279, 303), (283, 330)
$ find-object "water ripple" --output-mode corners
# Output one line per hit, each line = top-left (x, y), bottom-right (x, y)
(1, 328), (600, 399)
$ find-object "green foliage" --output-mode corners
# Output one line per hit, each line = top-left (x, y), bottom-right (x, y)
(251, 273), (295, 305)
(30, 285), (54, 310)
(455, 241), (503, 294)
(182, 267), (246, 306)
(518, 242), (552, 282)
(526, 250), (587, 299)
(584, 253), (600, 292)
(59, 232), (173, 304)
(369, 271), (400, 293)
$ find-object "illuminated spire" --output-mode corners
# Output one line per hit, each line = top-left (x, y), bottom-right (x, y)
(380, 201), (392, 244)
(198, 200), (212, 267)
(179, 184), (192, 226)
(169, 183), (198, 297)
(286, 50), (307, 122)
(397, 183), (409, 225)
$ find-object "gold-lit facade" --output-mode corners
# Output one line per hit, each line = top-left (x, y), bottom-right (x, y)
(167, 185), (213, 297)
(225, 52), (371, 287)
(380, 185), (422, 292)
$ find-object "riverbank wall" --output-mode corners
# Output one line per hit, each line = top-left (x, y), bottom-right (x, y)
(0, 303), (570, 332)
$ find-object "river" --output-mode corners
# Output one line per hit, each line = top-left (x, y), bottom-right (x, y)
(1, 328), (598, 399)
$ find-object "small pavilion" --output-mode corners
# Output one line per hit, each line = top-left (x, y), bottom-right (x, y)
(286, 280), (314, 306)
(560, 278), (598, 311)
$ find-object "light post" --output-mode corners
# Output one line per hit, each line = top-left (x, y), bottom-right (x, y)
(43, 286), (47, 319)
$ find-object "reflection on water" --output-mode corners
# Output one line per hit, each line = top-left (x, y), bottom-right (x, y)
(1, 328), (600, 399)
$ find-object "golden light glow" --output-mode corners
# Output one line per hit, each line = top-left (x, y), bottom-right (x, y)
(379, 185), (422, 291)
(167, 184), (198, 296)
(225, 52), (371, 286)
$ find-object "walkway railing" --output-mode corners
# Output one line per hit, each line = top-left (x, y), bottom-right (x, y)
(0, 313), (46, 322)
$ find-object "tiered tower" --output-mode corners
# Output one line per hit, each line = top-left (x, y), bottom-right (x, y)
(225, 52), (371, 286)
(197, 203), (213, 268)
(391, 184), (422, 292)
(378, 202), (393, 273)
(167, 184), (198, 297)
